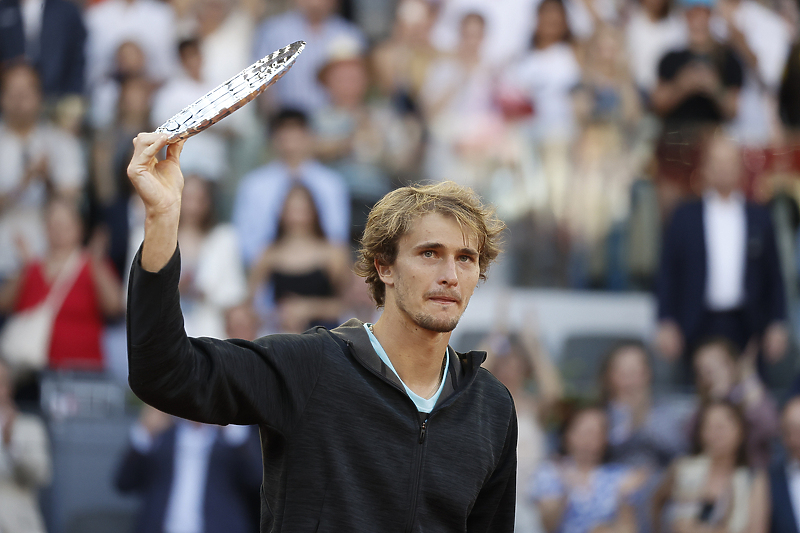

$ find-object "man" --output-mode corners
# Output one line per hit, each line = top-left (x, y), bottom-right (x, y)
(768, 396), (800, 533)
(232, 108), (350, 267)
(655, 132), (787, 370)
(651, 0), (743, 128)
(125, 133), (515, 531)
(115, 406), (262, 533)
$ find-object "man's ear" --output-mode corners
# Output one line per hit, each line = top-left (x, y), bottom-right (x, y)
(375, 257), (394, 287)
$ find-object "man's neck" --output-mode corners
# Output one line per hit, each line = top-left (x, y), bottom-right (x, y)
(370, 310), (450, 399)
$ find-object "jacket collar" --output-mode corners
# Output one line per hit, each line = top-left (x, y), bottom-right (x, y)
(329, 318), (486, 410)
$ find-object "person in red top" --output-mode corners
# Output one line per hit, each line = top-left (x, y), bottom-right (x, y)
(0, 196), (124, 371)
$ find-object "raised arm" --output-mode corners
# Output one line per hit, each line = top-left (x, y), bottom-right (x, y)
(125, 133), (326, 432)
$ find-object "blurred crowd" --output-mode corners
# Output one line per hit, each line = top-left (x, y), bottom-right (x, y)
(1, 0), (800, 530)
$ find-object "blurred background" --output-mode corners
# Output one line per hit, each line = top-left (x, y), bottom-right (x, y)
(1, 0), (800, 530)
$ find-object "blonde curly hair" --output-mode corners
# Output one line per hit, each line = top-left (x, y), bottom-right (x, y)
(354, 181), (505, 307)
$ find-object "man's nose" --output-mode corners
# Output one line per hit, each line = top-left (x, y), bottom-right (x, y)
(439, 256), (459, 286)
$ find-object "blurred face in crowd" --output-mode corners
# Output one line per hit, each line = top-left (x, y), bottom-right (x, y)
(321, 59), (369, 108)
(115, 41), (147, 77)
(180, 175), (213, 229)
(279, 185), (319, 236)
(196, 0), (232, 34)
(458, 14), (485, 58)
(535, 0), (569, 48)
(642, 0), (670, 20)
(685, 6), (713, 47)
(694, 342), (737, 399)
(118, 77), (152, 123)
(225, 304), (261, 341)
(274, 121), (313, 165)
(565, 408), (608, 466)
(781, 398), (800, 461)
(46, 199), (83, 252)
(607, 346), (651, 401)
(699, 403), (744, 460)
(379, 212), (480, 333)
(490, 346), (531, 393)
(1, 65), (42, 132)
(395, 0), (434, 44)
(295, 0), (337, 24)
(180, 43), (203, 81)
(703, 135), (743, 197)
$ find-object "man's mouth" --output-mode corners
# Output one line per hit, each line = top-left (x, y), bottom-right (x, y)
(427, 293), (461, 305)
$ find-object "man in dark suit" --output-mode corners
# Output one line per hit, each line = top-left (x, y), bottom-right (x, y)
(655, 132), (788, 370)
(115, 405), (263, 533)
(769, 396), (800, 533)
(0, 0), (86, 99)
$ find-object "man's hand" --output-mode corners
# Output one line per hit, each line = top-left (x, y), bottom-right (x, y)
(655, 320), (684, 361)
(126, 133), (186, 272)
(763, 322), (789, 363)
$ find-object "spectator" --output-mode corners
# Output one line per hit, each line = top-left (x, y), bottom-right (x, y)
(115, 405), (262, 533)
(655, 132), (787, 371)
(768, 395), (800, 533)
(176, 175), (248, 339)
(84, 0), (177, 90)
(600, 342), (689, 469)
(625, 0), (688, 96)
(89, 40), (149, 131)
(0, 357), (51, 533)
(248, 183), (350, 332)
(0, 63), (85, 280)
(715, 0), (791, 145)
(420, 12), (504, 188)
(251, 0), (367, 113)
(503, 0), (581, 222)
(652, 400), (769, 533)
(232, 109), (350, 267)
(191, 0), (254, 87)
(481, 308), (563, 533)
(371, 0), (437, 108)
(91, 73), (153, 276)
(0, 0), (87, 100)
(0, 197), (124, 373)
(651, 0), (744, 128)
(692, 337), (779, 468)
(313, 39), (396, 231)
(151, 39), (231, 182)
(530, 405), (643, 533)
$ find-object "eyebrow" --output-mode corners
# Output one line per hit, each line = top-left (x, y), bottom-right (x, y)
(414, 242), (479, 257)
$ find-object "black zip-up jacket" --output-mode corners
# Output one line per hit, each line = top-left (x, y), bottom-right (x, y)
(126, 246), (517, 532)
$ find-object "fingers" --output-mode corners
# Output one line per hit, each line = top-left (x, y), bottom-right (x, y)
(128, 132), (169, 176)
(165, 139), (186, 165)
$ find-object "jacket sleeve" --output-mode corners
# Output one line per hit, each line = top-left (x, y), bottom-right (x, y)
(126, 245), (326, 433)
(467, 400), (518, 532)
(656, 207), (683, 322)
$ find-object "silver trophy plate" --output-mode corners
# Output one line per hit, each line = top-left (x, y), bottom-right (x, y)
(155, 40), (306, 143)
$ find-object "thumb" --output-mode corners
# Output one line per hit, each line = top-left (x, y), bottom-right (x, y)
(165, 139), (186, 164)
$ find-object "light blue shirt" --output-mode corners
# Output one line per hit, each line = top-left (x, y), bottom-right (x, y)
(364, 324), (449, 413)
(231, 159), (351, 266)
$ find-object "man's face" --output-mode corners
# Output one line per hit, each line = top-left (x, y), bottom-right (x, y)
(379, 212), (481, 333)
(1, 67), (41, 129)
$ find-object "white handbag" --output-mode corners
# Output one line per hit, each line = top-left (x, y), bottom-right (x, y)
(0, 252), (84, 372)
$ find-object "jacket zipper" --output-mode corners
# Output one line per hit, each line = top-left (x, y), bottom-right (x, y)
(404, 416), (428, 533)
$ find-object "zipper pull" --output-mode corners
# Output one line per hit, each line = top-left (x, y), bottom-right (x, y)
(419, 419), (428, 444)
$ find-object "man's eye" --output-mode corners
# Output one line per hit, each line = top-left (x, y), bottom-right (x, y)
(422, 250), (434, 258)
(459, 255), (475, 262)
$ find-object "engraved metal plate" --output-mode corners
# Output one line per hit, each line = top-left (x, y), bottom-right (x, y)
(155, 40), (306, 143)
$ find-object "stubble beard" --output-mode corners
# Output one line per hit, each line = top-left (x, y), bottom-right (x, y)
(394, 279), (464, 334)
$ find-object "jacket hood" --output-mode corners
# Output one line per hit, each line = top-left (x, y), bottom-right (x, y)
(329, 318), (487, 411)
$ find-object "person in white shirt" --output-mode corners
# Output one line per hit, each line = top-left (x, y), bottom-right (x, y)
(0, 63), (85, 279)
